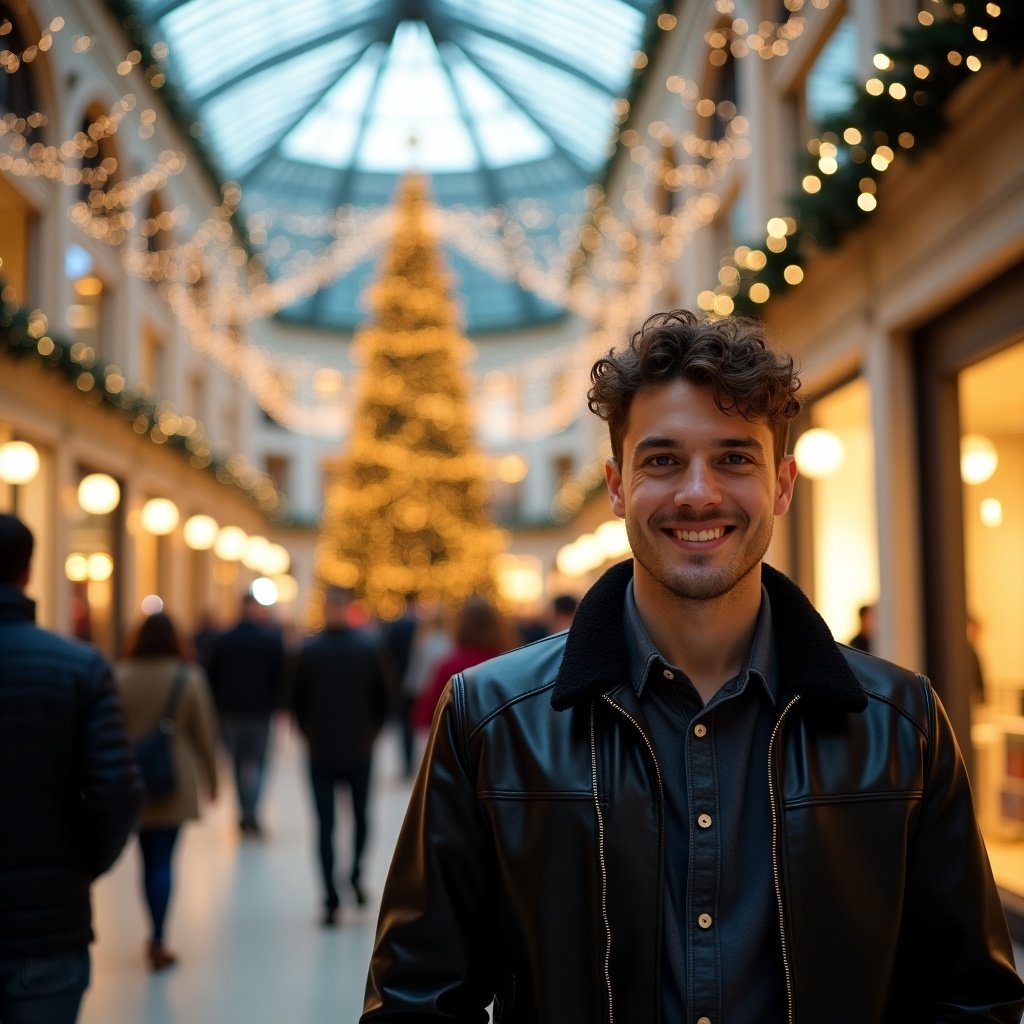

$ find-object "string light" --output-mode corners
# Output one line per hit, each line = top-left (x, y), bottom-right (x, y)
(3, 0), (1011, 442)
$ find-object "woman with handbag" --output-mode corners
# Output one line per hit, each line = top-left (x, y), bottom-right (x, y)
(114, 611), (219, 970)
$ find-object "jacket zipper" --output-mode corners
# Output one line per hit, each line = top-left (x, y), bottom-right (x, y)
(768, 695), (800, 1024)
(596, 693), (667, 1024)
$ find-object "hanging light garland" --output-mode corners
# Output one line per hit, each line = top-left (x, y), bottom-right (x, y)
(3, 0), (1018, 447)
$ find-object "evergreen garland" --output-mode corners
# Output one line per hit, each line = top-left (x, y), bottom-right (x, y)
(720, 0), (1024, 316)
(0, 291), (283, 518)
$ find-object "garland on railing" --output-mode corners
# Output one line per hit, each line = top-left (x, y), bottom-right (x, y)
(711, 0), (1024, 317)
(0, 288), (285, 519)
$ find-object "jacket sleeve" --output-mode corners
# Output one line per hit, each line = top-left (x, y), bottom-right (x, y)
(362, 678), (497, 1022)
(891, 680), (1024, 1020)
(77, 652), (145, 877)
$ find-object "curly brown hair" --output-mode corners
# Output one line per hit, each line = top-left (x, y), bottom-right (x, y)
(588, 309), (802, 466)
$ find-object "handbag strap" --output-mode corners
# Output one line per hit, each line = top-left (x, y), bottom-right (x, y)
(158, 664), (188, 725)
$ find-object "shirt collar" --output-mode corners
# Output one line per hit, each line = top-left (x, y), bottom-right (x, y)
(623, 576), (778, 705)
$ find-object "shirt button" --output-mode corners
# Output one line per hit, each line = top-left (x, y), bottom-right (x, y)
(693, 723), (707, 738)
(697, 913), (713, 929)
(662, 668), (674, 679)
(697, 813), (712, 829)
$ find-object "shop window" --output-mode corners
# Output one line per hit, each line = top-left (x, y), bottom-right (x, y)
(960, 342), (1024, 863)
(141, 322), (166, 396)
(67, 466), (124, 658)
(792, 377), (878, 644)
(0, 175), (35, 302)
(552, 453), (574, 492)
(265, 453), (291, 494)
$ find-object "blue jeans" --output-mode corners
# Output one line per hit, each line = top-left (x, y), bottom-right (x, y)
(220, 715), (272, 827)
(138, 827), (181, 943)
(0, 949), (90, 1024)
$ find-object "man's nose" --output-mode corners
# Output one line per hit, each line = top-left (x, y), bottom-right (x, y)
(674, 460), (721, 508)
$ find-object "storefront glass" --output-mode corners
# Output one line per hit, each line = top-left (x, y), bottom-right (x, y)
(797, 377), (879, 647)
(961, 341), (1024, 894)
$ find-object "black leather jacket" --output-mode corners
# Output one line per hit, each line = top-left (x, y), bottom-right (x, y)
(364, 562), (1024, 1023)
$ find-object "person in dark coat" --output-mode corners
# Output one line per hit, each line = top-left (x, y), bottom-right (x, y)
(0, 514), (143, 1022)
(292, 586), (393, 925)
(207, 592), (285, 836)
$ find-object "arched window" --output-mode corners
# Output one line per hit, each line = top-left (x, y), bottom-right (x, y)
(77, 103), (120, 205)
(0, 4), (43, 142)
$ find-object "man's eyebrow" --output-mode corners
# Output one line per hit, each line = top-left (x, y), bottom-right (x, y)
(633, 434), (767, 453)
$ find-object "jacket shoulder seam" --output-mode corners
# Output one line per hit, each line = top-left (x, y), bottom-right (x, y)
(467, 679), (557, 741)
(859, 675), (930, 739)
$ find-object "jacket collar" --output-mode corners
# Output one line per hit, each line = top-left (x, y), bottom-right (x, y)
(551, 560), (866, 713)
(0, 584), (36, 624)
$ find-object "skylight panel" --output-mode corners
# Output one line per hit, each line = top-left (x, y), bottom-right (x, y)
(448, 53), (551, 168)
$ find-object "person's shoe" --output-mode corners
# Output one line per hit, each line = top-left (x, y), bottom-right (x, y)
(240, 818), (263, 839)
(321, 903), (340, 928)
(351, 877), (367, 907)
(147, 941), (178, 971)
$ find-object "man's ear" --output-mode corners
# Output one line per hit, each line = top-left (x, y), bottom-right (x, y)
(774, 455), (798, 516)
(605, 457), (626, 519)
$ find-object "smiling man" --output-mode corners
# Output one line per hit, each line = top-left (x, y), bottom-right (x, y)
(363, 310), (1024, 1023)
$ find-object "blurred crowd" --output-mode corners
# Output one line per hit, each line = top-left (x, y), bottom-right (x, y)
(0, 509), (578, 1021)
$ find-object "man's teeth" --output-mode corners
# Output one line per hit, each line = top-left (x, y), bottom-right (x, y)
(672, 527), (724, 542)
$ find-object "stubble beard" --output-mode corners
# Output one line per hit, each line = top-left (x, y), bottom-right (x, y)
(626, 509), (774, 603)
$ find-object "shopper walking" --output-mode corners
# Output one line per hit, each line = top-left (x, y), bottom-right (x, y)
(0, 514), (142, 1022)
(364, 310), (1024, 1023)
(114, 611), (219, 970)
(207, 592), (285, 837)
(292, 587), (393, 925)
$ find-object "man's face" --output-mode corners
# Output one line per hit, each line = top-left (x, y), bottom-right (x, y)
(605, 379), (797, 603)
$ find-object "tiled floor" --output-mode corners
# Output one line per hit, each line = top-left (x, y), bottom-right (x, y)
(81, 721), (1024, 1023)
(81, 721), (414, 1024)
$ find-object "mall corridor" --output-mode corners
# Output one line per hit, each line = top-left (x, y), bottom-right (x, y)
(81, 723), (413, 1024)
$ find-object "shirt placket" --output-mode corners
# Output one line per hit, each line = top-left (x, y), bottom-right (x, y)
(686, 705), (719, 1022)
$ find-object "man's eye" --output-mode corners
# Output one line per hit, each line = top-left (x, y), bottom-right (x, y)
(721, 453), (752, 465)
(647, 454), (675, 467)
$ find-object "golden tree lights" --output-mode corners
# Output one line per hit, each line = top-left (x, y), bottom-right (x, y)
(312, 173), (506, 620)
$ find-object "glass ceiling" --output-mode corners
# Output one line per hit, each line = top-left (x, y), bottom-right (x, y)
(117, 0), (664, 333)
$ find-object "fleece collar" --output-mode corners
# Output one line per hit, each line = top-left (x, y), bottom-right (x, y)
(551, 560), (866, 713)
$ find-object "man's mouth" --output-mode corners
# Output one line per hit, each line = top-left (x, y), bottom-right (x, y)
(668, 526), (727, 542)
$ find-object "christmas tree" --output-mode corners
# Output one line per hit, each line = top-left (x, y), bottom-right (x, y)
(313, 172), (506, 620)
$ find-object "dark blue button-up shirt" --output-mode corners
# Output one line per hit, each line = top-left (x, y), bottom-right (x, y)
(623, 579), (786, 1022)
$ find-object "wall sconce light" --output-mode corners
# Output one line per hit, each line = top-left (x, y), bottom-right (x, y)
(793, 428), (845, 480)
(183, 514), (219, 550)
(960, 434), (998, 485)
(140, 497), (180, 536)
(214, 525), (247, 561)
(78, 473), (121, 515)
(0, 441), (41, 484)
